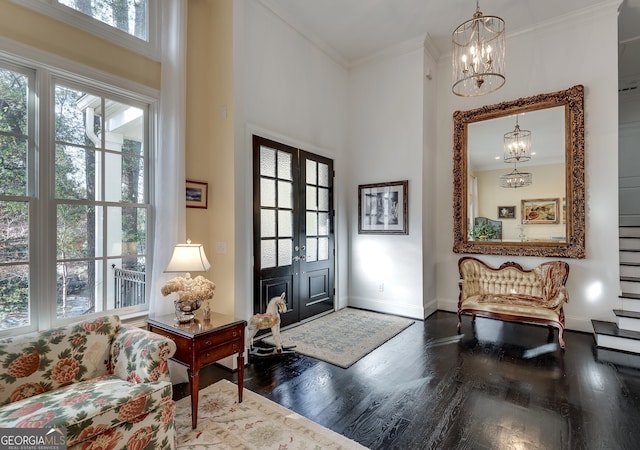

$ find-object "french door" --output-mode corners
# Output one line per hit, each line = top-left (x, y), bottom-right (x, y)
(252, 135), (334, 328)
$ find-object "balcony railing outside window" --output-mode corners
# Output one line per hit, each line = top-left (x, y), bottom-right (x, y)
(112, 265), (146, 308)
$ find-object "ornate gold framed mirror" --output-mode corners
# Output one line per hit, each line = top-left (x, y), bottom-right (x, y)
(452, 85), (585, 258)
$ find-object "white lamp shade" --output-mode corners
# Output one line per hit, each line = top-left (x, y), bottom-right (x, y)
(164, 242), (211, 273)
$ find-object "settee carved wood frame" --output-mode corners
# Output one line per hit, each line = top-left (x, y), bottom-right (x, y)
(452, 85), (586, 258)
(457, 256), (570, 349)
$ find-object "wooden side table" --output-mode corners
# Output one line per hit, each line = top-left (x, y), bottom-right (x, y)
(147, 312), (246, 429)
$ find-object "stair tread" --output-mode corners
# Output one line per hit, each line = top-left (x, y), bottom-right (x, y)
(620, 249), (640, 252)
(592, 320), (640, 341)
(620, 262), (640, 266)
(621, 292), (640, 299)
(613, 309), (640, 319)
(620, 276), (640, 282)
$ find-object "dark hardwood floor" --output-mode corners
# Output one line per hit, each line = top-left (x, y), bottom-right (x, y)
(173, 311), (640, 449)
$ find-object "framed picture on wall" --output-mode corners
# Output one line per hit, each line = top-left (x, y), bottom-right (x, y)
(498, 206), (516, 219)
(186, 180), (208, 209)
(358, 180), (408, 234)
(521, 198), (559, 224)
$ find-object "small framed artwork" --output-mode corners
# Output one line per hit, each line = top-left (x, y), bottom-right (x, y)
(358, 180), (408, 234)
(186, 180), (208, 209)
(498, 206), (516, 219)
(521, 198), (560, 224)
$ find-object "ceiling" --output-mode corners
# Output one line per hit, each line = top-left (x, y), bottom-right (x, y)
(260, 0), (640, 89)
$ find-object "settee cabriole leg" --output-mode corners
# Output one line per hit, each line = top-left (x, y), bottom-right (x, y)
(558, 327), (565, 349)
(547, 326), (555, 343)
(457, 311), (462, 332)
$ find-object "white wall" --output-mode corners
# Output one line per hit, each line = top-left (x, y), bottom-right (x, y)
(435, 3), (620, 332)
(233, 0), (349, 319)
(619, 90), (640, 224)
(346, 46), (429, 319)
(233, 1), (621, 331)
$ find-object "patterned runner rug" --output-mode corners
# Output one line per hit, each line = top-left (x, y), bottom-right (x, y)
(175, 379), (365, 449)
(262, 307), (415, 368)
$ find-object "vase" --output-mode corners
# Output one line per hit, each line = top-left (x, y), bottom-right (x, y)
(174, 298), (203, 323)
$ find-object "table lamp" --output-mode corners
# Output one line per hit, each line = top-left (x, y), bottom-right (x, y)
(161, 239), (215, 323)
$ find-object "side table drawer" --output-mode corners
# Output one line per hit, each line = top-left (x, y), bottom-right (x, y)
(149, 326), (192, 362)
(200, 340), (243, 366)
(196, 326), (243, 353)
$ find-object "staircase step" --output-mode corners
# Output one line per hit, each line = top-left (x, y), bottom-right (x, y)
(620, 279), (640, 294)
(614, 309), (640, 319)
(592, 320), (640, 353)
(619, 225), (640, 237)
(621, 264), (640, 278)
(620, 237), (640, 250)
(621, 276), (640, 282)
(621, 295), (640, 312)
(614, 309), (640, 332)
(620, 251), (640, 264)
(595, 347), (640, 369)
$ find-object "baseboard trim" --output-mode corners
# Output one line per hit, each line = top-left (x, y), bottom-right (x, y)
(348, 296), (427, 320)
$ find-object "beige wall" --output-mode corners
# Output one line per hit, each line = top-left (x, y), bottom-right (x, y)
(476, 163), (566, 241)
(1, 0), (236, 316)
(186, 0), (235, 315)
(0, 2), (160, 89)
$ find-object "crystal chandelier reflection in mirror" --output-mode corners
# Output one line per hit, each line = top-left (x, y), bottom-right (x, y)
(500, 116), (532, 188)
(452, 0), (506, 97)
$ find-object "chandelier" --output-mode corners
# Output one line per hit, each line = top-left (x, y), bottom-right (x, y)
(503, 116), (531, 163)
(500, 115), (532, 188)
(452, 0), (506, 97)
(500, 168), (532, 188)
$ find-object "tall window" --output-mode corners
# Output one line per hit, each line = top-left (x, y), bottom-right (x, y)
(0, 59), (153, 333)
(14, 0), (159, 59)
(57, 0), (149, 41)
(0, 64), (32, 332)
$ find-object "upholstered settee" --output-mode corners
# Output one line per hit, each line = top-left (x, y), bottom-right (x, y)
(457, 256), (570, 348)
(0, 315), (177, 449)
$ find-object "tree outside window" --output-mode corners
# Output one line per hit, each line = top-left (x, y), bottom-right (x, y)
(0, 63), (151, 331)
(58, 0), (149, 41)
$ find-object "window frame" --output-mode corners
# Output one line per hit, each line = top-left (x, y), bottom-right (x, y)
(12, 0), (160, 61)
(0, 45), (158, 336)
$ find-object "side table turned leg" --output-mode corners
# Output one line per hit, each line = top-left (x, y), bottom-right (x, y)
(237, 352), (244, 403)
(188, 368), (199, 429)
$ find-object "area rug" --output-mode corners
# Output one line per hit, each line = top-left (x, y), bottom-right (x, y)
(262, 307), (414, 368)
(175, 379), (366, 449)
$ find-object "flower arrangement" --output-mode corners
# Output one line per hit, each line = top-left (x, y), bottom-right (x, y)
(161, 275), (216, 302)
(161, 275), (216, 322)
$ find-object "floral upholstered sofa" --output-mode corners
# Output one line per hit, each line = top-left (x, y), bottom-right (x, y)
(457, 256), (570, 348)
(0, 315), (177, 449)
